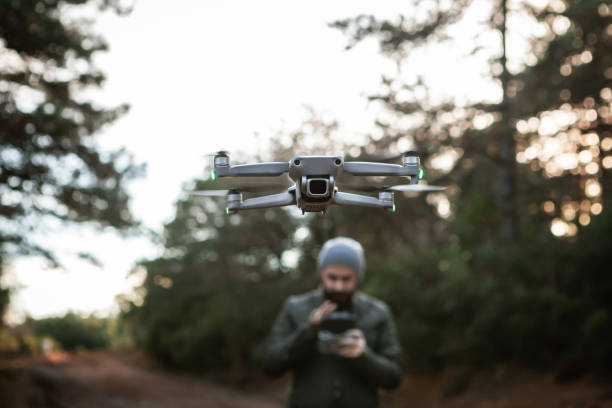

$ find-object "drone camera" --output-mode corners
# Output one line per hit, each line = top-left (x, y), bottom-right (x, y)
(306, 178), (329, 197)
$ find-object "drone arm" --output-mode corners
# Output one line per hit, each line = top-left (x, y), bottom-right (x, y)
(343, 162), (418, 177)
(333, 191), (392, 209)
(216, 162), (290, 177)
(234, 191), (296, 210)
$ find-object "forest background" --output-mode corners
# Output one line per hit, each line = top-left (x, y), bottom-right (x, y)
(1, 0), (611, 394)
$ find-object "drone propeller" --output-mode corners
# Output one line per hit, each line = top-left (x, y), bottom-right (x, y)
(337, 175), (445, 193)
(190, 189), (233, 197)
(355, 150), (417, 163)
(383, 184), (446, 193)
(336, 175), (410, 192)
(338, 184), (446, 193)
(204, 150), (229, 157)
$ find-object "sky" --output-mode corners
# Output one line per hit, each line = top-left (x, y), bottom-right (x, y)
(4, 0), (521, 322)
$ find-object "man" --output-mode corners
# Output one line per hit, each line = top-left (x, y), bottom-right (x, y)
(261, 237), (403, 408)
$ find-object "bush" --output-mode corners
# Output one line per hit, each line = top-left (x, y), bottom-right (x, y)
(29, 313), (110, 351)
(0, 330), (20, 353)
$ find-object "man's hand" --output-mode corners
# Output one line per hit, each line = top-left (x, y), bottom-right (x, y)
(309, 300), (337, 327)
(337, 329), (366, 358)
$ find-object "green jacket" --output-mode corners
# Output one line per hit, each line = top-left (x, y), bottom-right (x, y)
(261, 288), (403, 408)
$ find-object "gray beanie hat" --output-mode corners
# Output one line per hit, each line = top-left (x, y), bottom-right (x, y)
(317, 237), (366, 279)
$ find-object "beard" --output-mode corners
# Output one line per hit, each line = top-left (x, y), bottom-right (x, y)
(324, 289), (354, 307)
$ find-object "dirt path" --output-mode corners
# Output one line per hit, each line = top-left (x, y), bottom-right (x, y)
(2, 350), (612, 408)
(0, 350), (287, 408)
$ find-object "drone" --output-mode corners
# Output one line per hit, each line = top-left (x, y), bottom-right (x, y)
(190, 151), (445, 214)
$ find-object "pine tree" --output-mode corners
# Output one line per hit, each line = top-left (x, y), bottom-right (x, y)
(0, 0), (140, 323)
(332, 0), (612, 371)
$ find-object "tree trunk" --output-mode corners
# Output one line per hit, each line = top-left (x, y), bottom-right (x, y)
(497, 0), (518, 242)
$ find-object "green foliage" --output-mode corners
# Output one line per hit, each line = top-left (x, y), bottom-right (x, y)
(28, 312), (111, 350)
(129, 206), (307, 371)
(328, 0), (612, 375)
(357, 205), (612, 374)
(0, 330), (20, 352)
(0, 328), (63, 355)
(0, 1), (141, 323)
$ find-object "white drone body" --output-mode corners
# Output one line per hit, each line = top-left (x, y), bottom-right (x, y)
(191, 151), (445, 214)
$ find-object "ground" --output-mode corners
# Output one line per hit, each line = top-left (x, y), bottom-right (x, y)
(0, 350), (611, 407)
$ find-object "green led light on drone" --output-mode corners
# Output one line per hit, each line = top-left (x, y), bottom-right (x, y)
(392, 204), (396, 212)
(225, 207), (229, 215)
(210, 170), (217, 180)
(418, 169), (425, 180)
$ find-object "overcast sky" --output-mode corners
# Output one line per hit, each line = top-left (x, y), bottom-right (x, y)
(5, 0), (519, 322)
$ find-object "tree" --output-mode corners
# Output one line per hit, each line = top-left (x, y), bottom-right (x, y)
(332, 0), (612, 372)
(332, 0), (611, 241)
(126, 176), (301, 372)
(512, 0), (612, 237)
(0, 0), (140, 323)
